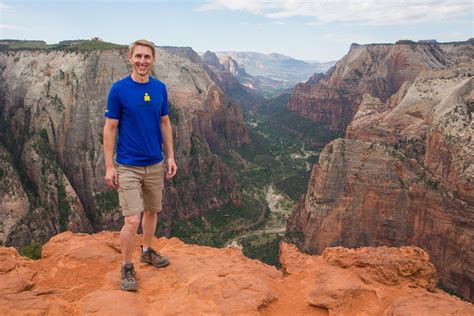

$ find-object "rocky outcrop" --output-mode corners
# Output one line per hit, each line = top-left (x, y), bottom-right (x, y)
(287, 139), (474, 299)
(346, 69), (473, 201)
(287, 41), (474, 300)
(0, 45), (249, 245)
(219, 55), (246, 76)
(288, 42), (471, 133)
(0, 232), (472, 315)
(202, 51), (264, 108)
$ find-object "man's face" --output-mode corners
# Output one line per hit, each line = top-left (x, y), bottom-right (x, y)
(129, 45), (155, 77)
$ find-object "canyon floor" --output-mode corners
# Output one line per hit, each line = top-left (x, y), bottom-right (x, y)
(169, 93), (336, 266)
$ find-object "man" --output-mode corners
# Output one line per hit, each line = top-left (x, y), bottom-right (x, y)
(103, 39), (177, 291)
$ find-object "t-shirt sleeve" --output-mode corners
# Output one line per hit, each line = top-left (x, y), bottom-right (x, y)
(161, 84), (169, 117)
(104, 84), (121, 119)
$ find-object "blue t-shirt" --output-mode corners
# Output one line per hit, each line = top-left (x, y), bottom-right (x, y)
(104, 75), (169, 166)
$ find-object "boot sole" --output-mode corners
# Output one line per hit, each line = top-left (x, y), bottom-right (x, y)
(121, 285), (137, 291)
(140, 258), (170, 268)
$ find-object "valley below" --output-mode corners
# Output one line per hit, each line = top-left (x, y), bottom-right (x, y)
(169, 93), (340, 266)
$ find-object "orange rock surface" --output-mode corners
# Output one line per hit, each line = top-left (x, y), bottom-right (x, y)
(1, 232), (472, 315)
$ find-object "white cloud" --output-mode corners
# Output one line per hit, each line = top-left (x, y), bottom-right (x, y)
(197, 0), (279, 13)
(0, 24), (28, 31)
(0, 2), (10, 10)
(198, 0), (473, 25)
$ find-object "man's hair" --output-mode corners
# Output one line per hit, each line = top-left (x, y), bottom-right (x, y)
(129, 39), (156, 58)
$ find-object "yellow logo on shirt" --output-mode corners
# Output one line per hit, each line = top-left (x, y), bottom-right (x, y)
(144, 93), (151, 102)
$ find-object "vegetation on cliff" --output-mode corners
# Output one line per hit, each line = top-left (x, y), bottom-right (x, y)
(0, 38), (125, 52)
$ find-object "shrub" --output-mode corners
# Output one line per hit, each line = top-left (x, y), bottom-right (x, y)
(20, 241), (42, 260)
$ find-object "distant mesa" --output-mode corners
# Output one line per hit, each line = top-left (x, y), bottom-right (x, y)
(418, 39), (438, 44)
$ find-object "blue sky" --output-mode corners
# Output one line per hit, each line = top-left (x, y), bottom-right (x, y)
(1, 0), (473, 61)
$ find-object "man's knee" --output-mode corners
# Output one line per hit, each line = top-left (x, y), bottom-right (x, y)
(143, 209), (158, 217)
(124, 214), (141, 230)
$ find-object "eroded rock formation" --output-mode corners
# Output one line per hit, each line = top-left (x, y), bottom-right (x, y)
(0, 232), (472, 315)
(202, 50), (264, 108)
(288, 42), (472, 133)
(287, 41), (474, 300)
(0, 46), (249, 246)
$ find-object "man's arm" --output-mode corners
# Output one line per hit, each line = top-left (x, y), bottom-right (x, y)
(160, 115), (177, 179)
(103, 118), (119, 189)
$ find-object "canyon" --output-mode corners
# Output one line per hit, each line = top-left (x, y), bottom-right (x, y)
(287, 40), (474, 300)
(1, 38), (473, 309)
(0, 43), (249, 247)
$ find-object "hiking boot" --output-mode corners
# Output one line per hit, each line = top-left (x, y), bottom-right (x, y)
(140, 246), (169, 268)
(120, 263), (137, 291)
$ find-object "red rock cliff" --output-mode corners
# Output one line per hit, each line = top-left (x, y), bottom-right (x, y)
(287, 41), (474, 300)
(1, 232), (472, 315)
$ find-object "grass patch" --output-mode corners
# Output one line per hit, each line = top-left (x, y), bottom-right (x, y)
(20, 241), (42, 260)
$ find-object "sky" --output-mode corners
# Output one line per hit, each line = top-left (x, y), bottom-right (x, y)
(1, 0), (473, 61)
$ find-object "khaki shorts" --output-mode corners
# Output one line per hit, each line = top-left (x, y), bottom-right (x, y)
(116, 162), (165, 217)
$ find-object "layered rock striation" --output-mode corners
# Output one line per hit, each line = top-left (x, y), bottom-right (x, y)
(202, 50), (265, 108)
(288, 41), (472, 133)
(0, 45), (249, 246)
(288, 139), (474, 299)
(287, 41), (474, 300)
(0, 232), (472, 315)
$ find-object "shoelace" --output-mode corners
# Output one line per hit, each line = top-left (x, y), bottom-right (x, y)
(147, 247), (162, 257)
(122, 266), (136, 281)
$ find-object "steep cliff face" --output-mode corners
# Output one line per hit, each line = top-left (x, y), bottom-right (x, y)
(288, 42), (469, 132)
(287, 139), (474, 299)
(0, 46), (249, 245)
(287, 41), (474, 300)
(0, 145), (29, 245)
(201, 51), (264, 108)
(1, 232), (472, 315)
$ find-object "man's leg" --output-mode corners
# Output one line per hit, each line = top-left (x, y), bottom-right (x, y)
(120, 214), (141, 263)
(117, 164), (144, 263)
(140, 162), (169, 267)
(140, 209), (169, 267)
(116, 164), (145, 291)
(142, 162), (165, 248)
(119, 214), (141, 291)
(141, 210), (157, 249)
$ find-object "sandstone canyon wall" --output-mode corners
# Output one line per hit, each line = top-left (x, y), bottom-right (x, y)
(201, 50), (265, 108)
(287, 41), (474, 300)
(288, 42), (467, 133)
(0, 46), (249, 247)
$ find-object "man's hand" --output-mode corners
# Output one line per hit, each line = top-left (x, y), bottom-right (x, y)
(105, 167), (119, 189)
(166, 158), (177, 179)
